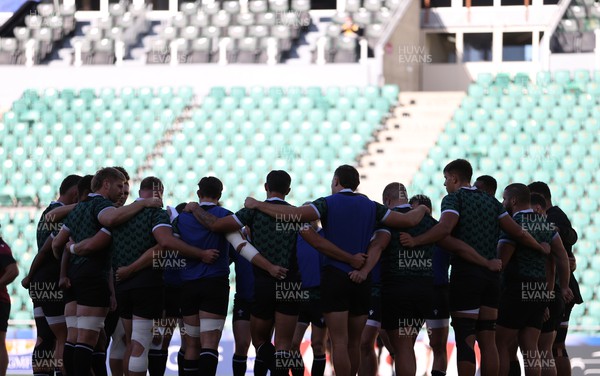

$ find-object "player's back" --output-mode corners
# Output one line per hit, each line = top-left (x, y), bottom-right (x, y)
(442, 187), (507, 274)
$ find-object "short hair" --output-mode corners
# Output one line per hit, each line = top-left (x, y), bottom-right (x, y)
(530, 193), (547, 210)
(91, 167), (126, 192)
(140, 176), (164, 192)
(409, 194), (433, 211)
(198, 176), (223, 199)
(443, 159), (473, 182)
(504, 183), (530, 205)
(59, 174), (82, 195)
(175, 202), (187, 214)
(266, 170), (292, 195)
(77, 175), (94, 197)
(334, 165), (360, 191)
(113, 166), (130, 182)
(528, 181), (551, 201)
(382, 182), (408, 201)
(475, 175), (497, 195)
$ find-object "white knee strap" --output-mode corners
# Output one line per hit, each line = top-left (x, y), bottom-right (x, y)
(65, 316), (78, 329)
(109, 319), (126, 360)
(34, 307), (44, 318)
(129, 319), (154, 373)
(226, 232), (259, 262)
(77, 316), (105, 332)
(200, 318), (225, 333)
(46, 315), (66, 325)
(183, 323), (201, 338)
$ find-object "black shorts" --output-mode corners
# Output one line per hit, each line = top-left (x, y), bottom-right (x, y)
(431, 285), (450, 320)
(561, 302), (574, 325)
(41, 300), (66, 318)
(541, 292), (565, 334)
(232, 298), (252, 322)
(449, 273), (500, 312)
(498, 286), (548, 330)
(117, 286), (164, 320)
(180, 277), (230, 317)
(252, 273), (300, 320)
(104, 310), (120, 338)
(298, 288), (325, 328)
(382, 278), (434, 331)
(320, 266), (370, 316)
(71, 277), (111, 308)
(164, 284), (182, 318)
(0, 301), (9, 332)
(366, 285), (382, 327)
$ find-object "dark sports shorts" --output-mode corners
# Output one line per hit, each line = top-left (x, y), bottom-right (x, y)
(117, 286), (164, 320)
(381, 278), (434, 331)
(180, 276), (230, 317)
(561, 302), (574, 325)
(431, 284), (450, 320)
(298, 288), (325, 328)
(164, 284), (182, 318)
(41, 300), (65, 318)
(0, 302), (9, 332)
(366, 285), (382, 327)
(449, 273), (500, 312)
(71, 277), (110, 308)
(320, 266), (370, 316)
(104, 310), (120, 338)
(541, 291), (565, 334)
(252, 273), (300, 320)
(497, 285), (548, 330)
(232, 298), (252, 322)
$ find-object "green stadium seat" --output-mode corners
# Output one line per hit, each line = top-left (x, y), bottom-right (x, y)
(574, 69), (589, 85)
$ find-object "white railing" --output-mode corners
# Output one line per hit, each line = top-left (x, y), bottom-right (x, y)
(539, 0), (571, 70)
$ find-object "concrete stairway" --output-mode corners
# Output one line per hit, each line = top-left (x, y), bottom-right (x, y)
(357, 91), (465, 200)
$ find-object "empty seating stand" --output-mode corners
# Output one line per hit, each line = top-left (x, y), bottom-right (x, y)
(72, 1), (149, 65)
(146, 0), (311, 64)
(0, 2), (75, 65)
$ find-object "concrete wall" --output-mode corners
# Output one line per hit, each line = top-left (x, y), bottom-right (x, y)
(382, 0), (422, 91)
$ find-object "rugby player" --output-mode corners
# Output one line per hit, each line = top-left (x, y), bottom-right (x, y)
(399, 159), (547, 376)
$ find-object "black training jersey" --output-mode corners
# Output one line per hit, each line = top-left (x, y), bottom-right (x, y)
(63, 194), (114, 280)
(500, 209), (557, 283)
(31, 201), (64, 283)
(378, 205), (438, 282)
(111, 201), (171, 290)
(233, 198), (298, 274)
(441, 187), (508, 279)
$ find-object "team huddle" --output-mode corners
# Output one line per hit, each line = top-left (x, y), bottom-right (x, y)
(20, 159), (582, 376)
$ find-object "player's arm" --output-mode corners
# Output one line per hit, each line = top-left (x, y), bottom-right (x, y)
(52, 227), (71, 260)
(244, 198), (319, 222)
(98, 198), (162, 228)
(58, 247), (71, 290)
(499, 215), (548, 255)
(439, 236), (502, 271)
(349, 230), (390, 283)
(67, 229), (112, 256)
(495, 240), (515, 271)
(185, 203), (243, 232)
(152, 226), (219, 263)
(225, 232), (288, 279)
(116, 244), (161, 282)
(299, 227), (368, 270)
(381, 206), (429, 228)
(548, 212), (578, 247)
(45, 204), (77, 223)
(550, 234), (573, 303)
(0, 246), (18, 288)
(22, 235), (53, 288)
(0, 263), (18, 287)
(400, 212), (459, 248)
